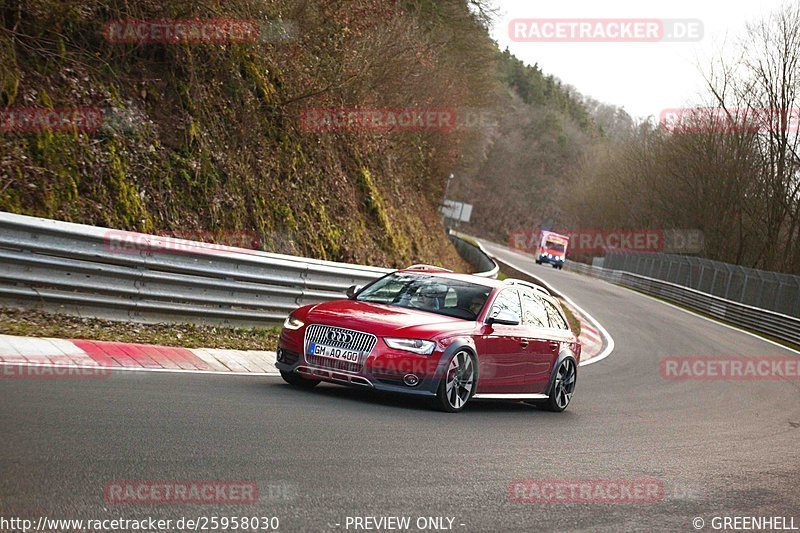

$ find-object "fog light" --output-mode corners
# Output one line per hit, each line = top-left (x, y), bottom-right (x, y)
(403, 374), (420, 387)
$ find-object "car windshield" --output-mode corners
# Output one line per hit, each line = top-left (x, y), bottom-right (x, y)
(356, 272), (492, 320)
(545, 240), (566, 252)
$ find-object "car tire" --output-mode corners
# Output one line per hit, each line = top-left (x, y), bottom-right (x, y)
(280, 370), (320, 388)
(533, 358), (577, 412)
(433, 350), (476, 413)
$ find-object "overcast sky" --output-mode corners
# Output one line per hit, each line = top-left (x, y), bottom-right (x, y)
(490, 0), (789, 120)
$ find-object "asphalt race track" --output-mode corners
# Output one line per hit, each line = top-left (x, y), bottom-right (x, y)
(2, 240), (799, 532)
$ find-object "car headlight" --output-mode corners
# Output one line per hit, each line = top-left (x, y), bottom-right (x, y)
(283, 315), (305, 330)
(384, 338), (436, 355)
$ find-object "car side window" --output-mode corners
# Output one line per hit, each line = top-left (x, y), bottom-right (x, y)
(489, 288), (522, 321)
(520, 288), (548, 328)
(543, 298), (569, 330)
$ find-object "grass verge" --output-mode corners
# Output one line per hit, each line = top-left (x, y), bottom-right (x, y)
(559, 304), (582, 337)
(0, 308), (280, 351)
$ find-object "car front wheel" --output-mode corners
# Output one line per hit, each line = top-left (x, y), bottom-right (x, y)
(434, 350), (476, 413)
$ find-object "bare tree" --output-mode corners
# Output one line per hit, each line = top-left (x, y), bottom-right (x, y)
(705, 3), (800, 271)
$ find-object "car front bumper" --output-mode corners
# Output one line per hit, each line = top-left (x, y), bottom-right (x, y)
(275, 331), (449, 397)
(538, 254), (564, 265)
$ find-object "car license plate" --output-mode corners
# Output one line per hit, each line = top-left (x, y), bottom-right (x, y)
(308, 343), (361, 363)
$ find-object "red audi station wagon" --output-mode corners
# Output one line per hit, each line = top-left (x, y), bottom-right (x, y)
(275, 265), (580, 412)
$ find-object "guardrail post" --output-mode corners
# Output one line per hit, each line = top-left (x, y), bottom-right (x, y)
(710, 268), (718, 297)
(793, 289), (800, 317)
(697, 265), (705, 293)
(724, 272), (732, 300)
(740, 276), (749, 304)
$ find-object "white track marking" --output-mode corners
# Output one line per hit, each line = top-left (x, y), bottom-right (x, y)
(476, 241), (616, 367)
(0, 335), (283, 376)
(613, 286), (800, 356)
(190, 348), (236, 372)
(480, 237), (800, 359)
(0, 360), (280, 377)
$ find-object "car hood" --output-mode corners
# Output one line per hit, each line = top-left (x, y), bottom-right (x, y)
(303, 300), (477, 339)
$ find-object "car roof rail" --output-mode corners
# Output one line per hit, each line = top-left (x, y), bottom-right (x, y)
(532, 285), (552, 297)
(404, 264), (454, 273)
(505, 278), (551, 296)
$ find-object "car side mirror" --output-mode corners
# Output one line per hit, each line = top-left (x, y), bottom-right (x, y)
(346, 284), (361, 299)
(485, 308), (521, 326)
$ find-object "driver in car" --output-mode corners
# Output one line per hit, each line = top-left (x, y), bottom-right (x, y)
(417, 284), (447, 311)
(468, 294), (487, 316)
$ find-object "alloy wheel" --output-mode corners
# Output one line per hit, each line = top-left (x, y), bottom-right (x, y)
(445, 350), (474, 409)
(553, 359), (576, 409)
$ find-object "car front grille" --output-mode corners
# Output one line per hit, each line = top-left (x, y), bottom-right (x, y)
(304, 324), (377, 374)
(305, 355), (363, 374)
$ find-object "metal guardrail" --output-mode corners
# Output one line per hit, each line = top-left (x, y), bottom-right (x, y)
(448, 232), (499, 279)
(565, 262), (800, 346)
(0, 212), (394, 326)
(0, 212), (499, 327)
(602, 250), (800, 318)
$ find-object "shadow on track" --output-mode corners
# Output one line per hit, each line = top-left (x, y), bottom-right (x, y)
(260, 379), (577, 417)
